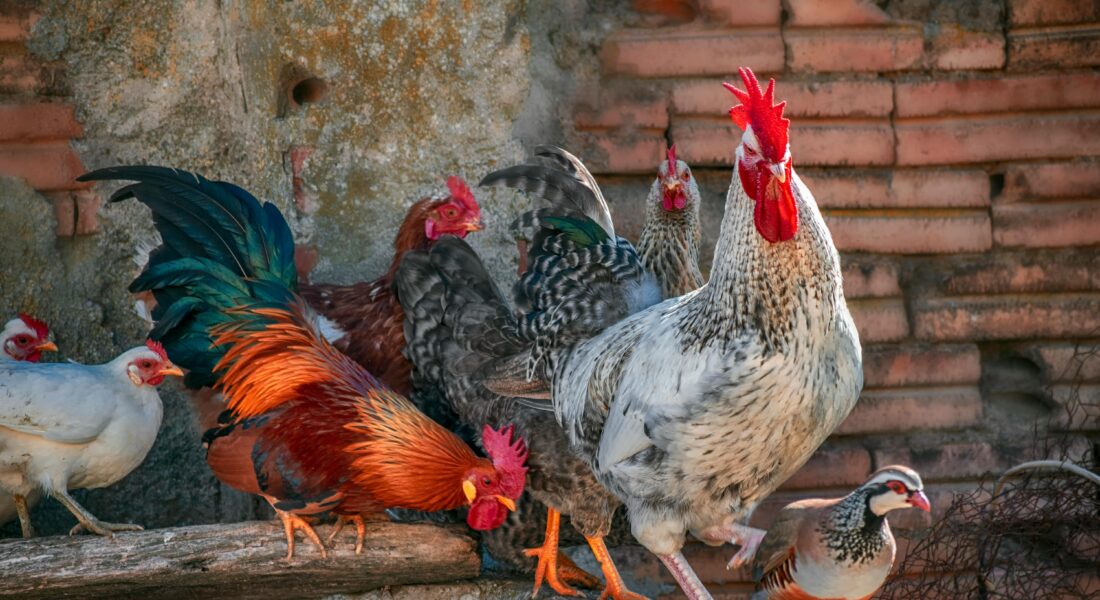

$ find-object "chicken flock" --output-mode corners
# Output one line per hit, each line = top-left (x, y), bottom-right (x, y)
(0, 68), (938, 600)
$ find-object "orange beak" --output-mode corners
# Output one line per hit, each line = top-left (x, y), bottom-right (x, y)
(495, 495), (516, 512)
(160, 364), (184, 377)
(464, 219), (483, 232)
(35, 341), (58, 353)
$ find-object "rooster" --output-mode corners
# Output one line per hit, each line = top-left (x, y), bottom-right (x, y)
(0, 340), (182, 538)
(0, 314), (57, 363)
(420, 68), (862, 600)
(527, 68), (862, 600)
(636, 145), (705, 299)
(398, 146), (659, 599)
(298, 176), (482, 397)
(80, 166), (526, 559)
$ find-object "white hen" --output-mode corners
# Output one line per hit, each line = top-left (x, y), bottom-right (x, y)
(0, 340), (181, 537)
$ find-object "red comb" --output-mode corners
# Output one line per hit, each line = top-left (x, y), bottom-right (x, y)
(146, 339), (169, 362)
(667, 144), (678, 174)
(482, 424), (528, 498)
(447, 176), (480, 213)
(723, 67), (789, 162)
(18, 313), (49, 340)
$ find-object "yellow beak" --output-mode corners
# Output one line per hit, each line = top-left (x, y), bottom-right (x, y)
(462, 480), (477, 504)
(464, 220), (483, 232)
(495, 495), (516, 512)
(771, 162), (788, 183)
(35, 341), (58, 353)
(160, 365), (184, 377)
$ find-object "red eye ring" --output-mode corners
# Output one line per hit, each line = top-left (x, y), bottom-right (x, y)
(887, 481), (907, 495)
(15, 336), (30, 345)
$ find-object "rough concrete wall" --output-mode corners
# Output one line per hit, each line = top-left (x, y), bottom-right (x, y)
(2, 0), (550, 536)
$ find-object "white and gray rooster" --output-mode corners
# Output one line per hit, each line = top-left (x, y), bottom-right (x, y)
(527, 67), (862, 599)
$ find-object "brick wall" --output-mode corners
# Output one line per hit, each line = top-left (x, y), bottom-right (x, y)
(568, 1), (1100, 597)
(0, 1), (99, 236)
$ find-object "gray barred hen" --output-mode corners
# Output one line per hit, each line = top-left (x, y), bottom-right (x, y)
(524, 68), (862, 600)
(636, 145), (705, 299)
(397, 146), (660, 599)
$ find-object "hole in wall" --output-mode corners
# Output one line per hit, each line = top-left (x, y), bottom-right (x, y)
(989, 173), (1006, 200)
(277, 63), (329, 118)
(290, 77), (328, 106)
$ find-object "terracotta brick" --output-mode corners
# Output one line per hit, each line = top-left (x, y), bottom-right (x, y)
(698, 0), (780, 26)
(801, 169), (990, 209)
(574, 97), (668, 130)
(0, 9), (39, 43)
(895, 72), (1100, 118)
(874, 443), (1023, 482)
(672, 79), (893, 118)
(837, 387), (983, 435)
(1027, 343), (1100, 382)
(786, 0), (891, 26)
(824, 211), (993, 254)
(1052, 384), (1100, 430)
(0, 142), (88, 191)
(1001, 159), (1100, 201)
(0, 103), (82, 142)
(1009, 0), (1100, 27)
(841, 257), (901, 298)
(294, 244), (319, 284)
(940, 250), (1100, 295)
(847, 298), (909, 343)
(0, 54), (40, 95)
(73, 188), (101, 235)
(779, 445), (872, 491)
(601, 29), (784, 77)
(45, 190), (75, 237)
(1008, 27), (1100, 69)
(927, 28), (1005, 70)
(793, 121), (896, 167)
(912, 293), (1100, 341)
(631, 0), (697, 24)
(580, 130), (667, 174)
(673, 119), (894, 167)
(993, 201), (1100, 249)
(786, 27), (924, 73)
(863, 343), (982, 388)
(896, 113), (1100, 165)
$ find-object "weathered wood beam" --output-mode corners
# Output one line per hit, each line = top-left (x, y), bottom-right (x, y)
(0, 520), (480, 599)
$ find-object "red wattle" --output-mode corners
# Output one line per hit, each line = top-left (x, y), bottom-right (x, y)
(740, 161), (798, 243)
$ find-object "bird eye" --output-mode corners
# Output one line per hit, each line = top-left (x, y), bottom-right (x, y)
(15, 336), (30, 345)
(681, 170), (690, 181)
(444, 207), (459, 218)
(140, 360), (153, 369)
(482, 476), (492, 486)
(887, 481), (907, 494)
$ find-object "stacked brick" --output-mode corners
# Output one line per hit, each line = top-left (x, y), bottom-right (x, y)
(572, 0), (1100, 596)
(0, 2), (98, 236)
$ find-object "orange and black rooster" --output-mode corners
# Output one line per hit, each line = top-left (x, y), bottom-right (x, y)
(79, 166), (525, 558)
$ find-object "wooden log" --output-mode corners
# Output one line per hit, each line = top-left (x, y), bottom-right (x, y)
(0, 520), (480, 599)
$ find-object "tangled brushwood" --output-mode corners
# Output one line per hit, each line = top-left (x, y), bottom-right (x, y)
(880, 341), (1100, 600)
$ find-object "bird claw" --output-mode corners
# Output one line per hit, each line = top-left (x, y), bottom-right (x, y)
(726, 530), (765, 571)
(69, 520), (144, 537)
(524, 546), (591, 597)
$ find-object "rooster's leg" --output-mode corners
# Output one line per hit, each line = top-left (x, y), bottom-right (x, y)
(584, 535), (649, 600)
(657, 551), (712, 600)
(721, 523), (766, 570)
(54, 488), (143, 537)
(523, 507), (600, 597)
(278, 509), (327, 560)
(13, 494), (35, 539)
(327, 514), (367, 555)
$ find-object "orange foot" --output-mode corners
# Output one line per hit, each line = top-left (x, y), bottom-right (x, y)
(277, 509), (327, 560)
(524, 508), (601, 597)
(586, 535), (650, 600)
(327, 514), (367, 555)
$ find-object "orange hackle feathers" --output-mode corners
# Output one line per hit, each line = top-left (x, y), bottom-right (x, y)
(346, 391), (488, 512)
(211, 302), (378, 419)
